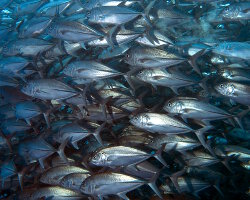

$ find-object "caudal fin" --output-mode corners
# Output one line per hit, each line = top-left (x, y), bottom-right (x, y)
(148, 172), (163, 199)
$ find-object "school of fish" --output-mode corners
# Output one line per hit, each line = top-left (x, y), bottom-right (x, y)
(0, 0), (250, 199)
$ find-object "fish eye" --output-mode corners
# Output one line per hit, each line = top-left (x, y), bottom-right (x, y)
(126, 54), (130, 58)
(168, 103), (172, 107)
(220, 84), (224, 88)
(87, 11), (90, 15)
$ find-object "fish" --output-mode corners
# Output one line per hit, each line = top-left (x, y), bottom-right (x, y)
(86, 1), (155, 26)
(214, 81), (250, 106)
(19, 186), (86, 200)
(2, 38), (54, 57)
(18, 16), (53, 38)
(212, 42), (250, 60)
(164, 97), (233, 125)
(89, 145), (167, 167)
(18, 137), (68, 169)
(124, 46), (186, 68)
(161, 176), (213, 196)
(147, 134), (200, 153)
(220, 2), (250, 21)
(218, 67), (250, 82)
(53, 122), (105, 148)
(15, 101), (51, 127)
(46, 20), (104, 43)
(14, 0), (48, 16)
(214, 145), (250, 162)
(40, 165), (89, 185)
(130, 112), (214, 153)
(80, 172), (162, 199)
(62, 60), (122, 81)
(136, 68), (200, 94)
(37, 0), (72, 16)
(21, 79), (78, 101)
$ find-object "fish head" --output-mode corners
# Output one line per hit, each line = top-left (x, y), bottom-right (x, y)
(89, 150), (108, 166)
(21, 81), (36, 97)
(60, 176), (74, 189)
(136, 69), (153, 81)
(213, 42), (237, 58)
(218, 68), (232, 79)
(80, 180), (92, 194)
(1, 42), (16, 56)
(85, 8), (98, 23)
(129, 113), (150, 128)
(220, 5), (239, 20)
(62, 63), (75, 76)
(124, 49), (136, 65)
(164, 99), (183, 114)
(214, 82), (236, 97)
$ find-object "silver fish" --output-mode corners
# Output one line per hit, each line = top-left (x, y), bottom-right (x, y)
(2, 38), (54, 57)
(214, 81), (250, 106)
(40, 165), (89, 185)
(80, 172), (162, 199)
(21, 79), (78, 101)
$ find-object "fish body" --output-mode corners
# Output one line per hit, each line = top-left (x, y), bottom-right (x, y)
(40, 165), (89, 185)
(21, 79), (78, 101)
(2, 38), (54, 57)
(19, 16), (52, 38)
(20, 186), (85, 200)
(212, 42), (250, 60)
(89, 145), (155, 167)
(130, 113), (193, 134)
(125, 47), (185, 68)
(136, 68), (198, 93)
(80, 172), (146, 196)
(214, 81), (250, 106)
(221, 3), (250, 21)
(87, 6), (142, 25)
(148, 134), (200, 152)
(63, 60), (121, 80)
(53, 123), (91, 149)
(14, 0), (47, 16)
(164, 97), (232, 122)
(47, 21), (103, 42)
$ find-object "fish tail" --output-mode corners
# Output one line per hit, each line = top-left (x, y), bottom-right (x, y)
(147, 171), (163, 199)
(93, 122), (106, 146)
(142, 0), (156, 27)
(188, 49), (206, 76)
(153, 143), (169, 167)
(194, 125), (215, 156)
(57, 137), (70, 164)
